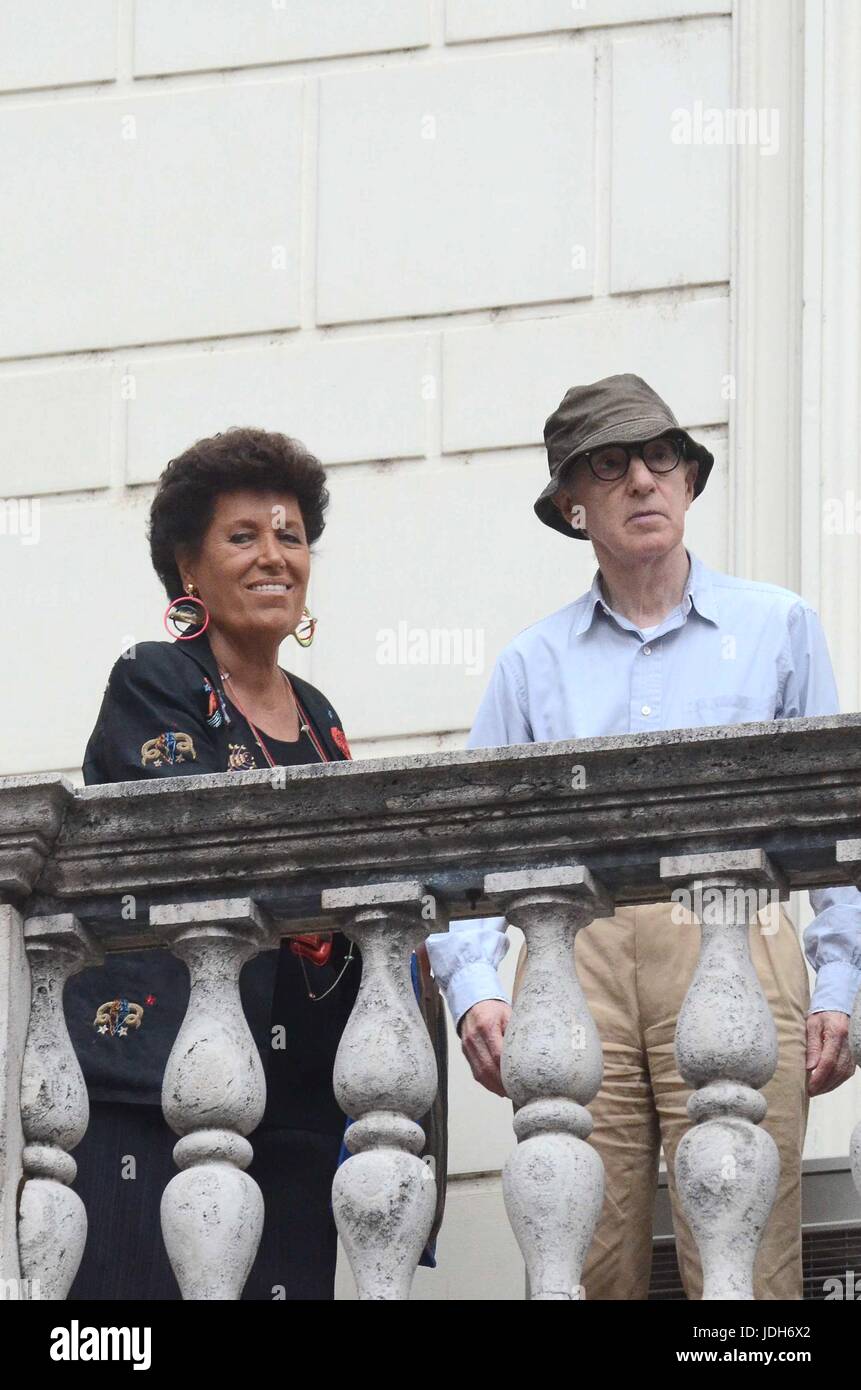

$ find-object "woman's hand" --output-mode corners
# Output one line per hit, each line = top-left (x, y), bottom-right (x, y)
(458, 999), (512, 1097)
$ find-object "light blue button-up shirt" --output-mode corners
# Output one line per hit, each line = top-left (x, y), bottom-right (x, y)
(426, 548), (861, 1024)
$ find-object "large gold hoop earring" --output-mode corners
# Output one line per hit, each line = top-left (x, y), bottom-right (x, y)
(164, 584), (210, 640)
(292, 606), (317, 647)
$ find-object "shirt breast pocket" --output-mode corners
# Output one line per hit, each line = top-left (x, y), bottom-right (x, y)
(686, 693), (778, 727)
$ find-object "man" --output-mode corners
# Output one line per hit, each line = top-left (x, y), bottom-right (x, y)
(426, 373), (861, 1299)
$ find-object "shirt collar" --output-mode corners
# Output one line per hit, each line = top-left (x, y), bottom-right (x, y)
(572, 548), (720, 637)
(173, 629), (223, 686)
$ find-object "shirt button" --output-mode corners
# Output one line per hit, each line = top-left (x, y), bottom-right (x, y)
(643, 645), (652, 655)
(641, 704), (652, 716)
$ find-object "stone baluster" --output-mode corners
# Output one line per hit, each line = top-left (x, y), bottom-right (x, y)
(659, 848), (788, 1300)
(835, 839), (861, 1199)
(18, 914), (102, 1299)
(482, 866), (613, 1301)
(0, 902), (30, 1289)
(152, 897), (271, 1300)
(321, 881), (441, 1300)
(0, 776), (72, 1288)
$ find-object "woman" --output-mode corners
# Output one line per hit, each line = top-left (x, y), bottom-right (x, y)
(64, 427), (445, 1300)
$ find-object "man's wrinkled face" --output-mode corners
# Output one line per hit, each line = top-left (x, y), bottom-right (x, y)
(554, 438), (699, 562)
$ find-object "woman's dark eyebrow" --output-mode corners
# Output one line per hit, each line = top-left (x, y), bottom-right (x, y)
(225, 515), (306, 533)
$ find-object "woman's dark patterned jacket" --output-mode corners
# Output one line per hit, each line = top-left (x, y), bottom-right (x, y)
(64, 634), (447, 1240)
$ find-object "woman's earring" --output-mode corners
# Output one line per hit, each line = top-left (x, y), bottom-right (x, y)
(163, 584), (211, 641)
(292, 606), (317, 647)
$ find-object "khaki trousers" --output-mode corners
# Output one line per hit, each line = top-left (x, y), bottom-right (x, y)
(512, 900), (811, 1300)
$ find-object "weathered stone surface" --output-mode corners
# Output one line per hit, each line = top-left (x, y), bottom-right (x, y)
(0, 905), (28, 1284)
(484, 864), (610, 902)
(20, 916), (101, 1150)
(17, 714), (861, 942)
(155, 898), (271, 1301)
(1, 723), (859, 1300)
(661, 858), (780, 1299)
(0, 775), (72, 903)
(660, 847), (789, 897)
(322, 880), (428, 913)
(17, 1178), (88, 1302)
(18, 914), (102, 1299)
(502, 1132), (604, 1301)
(675, 1118), (779, 1301)
(325, 882), (438, 1300)
(484, 870), (612, 1300)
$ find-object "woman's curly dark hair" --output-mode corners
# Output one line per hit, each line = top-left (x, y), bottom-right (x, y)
(148, 427), (329, 600)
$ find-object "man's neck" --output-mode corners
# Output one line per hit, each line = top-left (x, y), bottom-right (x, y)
(594, 543), (691, 629)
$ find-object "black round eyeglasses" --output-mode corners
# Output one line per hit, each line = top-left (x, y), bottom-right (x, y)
(575, 433), (686, 482)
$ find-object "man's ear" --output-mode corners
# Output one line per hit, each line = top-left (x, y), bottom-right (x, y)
(685, 457), (700, 500)
(556, 480), (575, 519)
(554, 488), (588, 537)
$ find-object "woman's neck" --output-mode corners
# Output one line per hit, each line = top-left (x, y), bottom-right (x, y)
(207, 628), (283, 698)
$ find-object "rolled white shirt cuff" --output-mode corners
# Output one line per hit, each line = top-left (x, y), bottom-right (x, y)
(808, 958), (861, 1017)
(441, 962), (511, 1033)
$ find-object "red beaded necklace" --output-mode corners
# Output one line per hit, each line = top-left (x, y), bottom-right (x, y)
(218, 667), (330, 766)
(217, 666), (354, 1000)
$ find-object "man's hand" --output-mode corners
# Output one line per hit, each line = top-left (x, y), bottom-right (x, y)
(458, 999), (512, 1097)
(806, 1011), (856, 1096)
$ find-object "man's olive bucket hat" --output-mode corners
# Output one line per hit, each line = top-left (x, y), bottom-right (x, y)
(535, 372), (715, 540)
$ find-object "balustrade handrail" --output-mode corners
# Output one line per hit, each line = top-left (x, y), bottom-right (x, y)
(3, 713), (861, 1302)
(2, 712), (861, 940)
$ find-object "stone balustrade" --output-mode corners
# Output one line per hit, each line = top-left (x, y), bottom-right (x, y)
(1, 714), (861, 1301)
